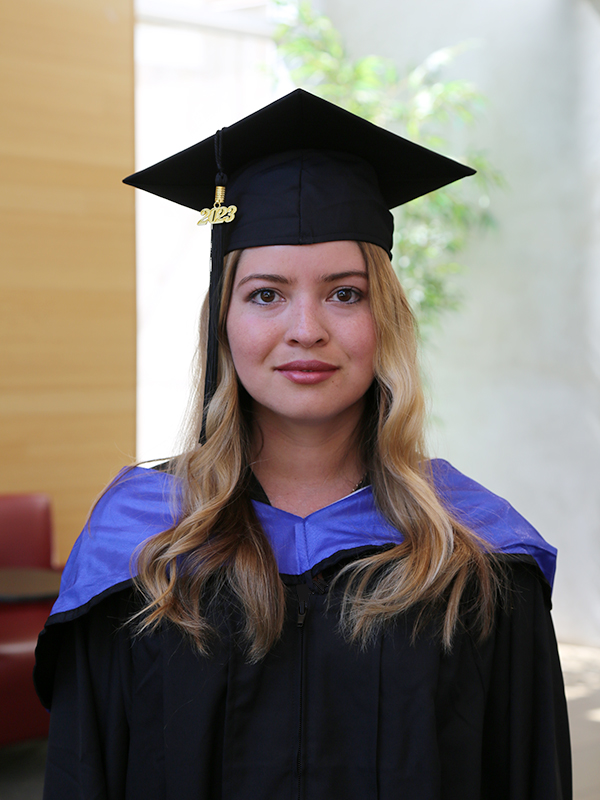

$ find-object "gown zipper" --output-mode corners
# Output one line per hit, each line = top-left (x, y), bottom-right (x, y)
(294, 577), (328, 799)
(296, 583), (311, 628)
(295, 582), (311, 800)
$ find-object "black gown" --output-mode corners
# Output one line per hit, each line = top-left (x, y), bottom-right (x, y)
(34, 555), (570, 800)
(34, 465), (571, 800)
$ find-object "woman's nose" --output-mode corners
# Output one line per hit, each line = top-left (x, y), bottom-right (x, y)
(284, 299), (329, 347)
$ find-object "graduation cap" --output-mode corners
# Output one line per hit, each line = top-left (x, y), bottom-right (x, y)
(124, 88), (475, 442)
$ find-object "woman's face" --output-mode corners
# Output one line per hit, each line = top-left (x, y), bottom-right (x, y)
(226, 240), (377, 428)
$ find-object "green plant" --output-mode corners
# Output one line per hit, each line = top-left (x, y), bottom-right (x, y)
(272, 0), (504, 333)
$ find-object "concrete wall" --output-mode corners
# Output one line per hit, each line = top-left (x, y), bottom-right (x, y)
(323, 0), (600, 645)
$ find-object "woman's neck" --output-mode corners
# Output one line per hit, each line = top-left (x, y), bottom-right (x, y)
(250, 407), (365, 517)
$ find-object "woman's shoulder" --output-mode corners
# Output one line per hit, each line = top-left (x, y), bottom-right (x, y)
(49, 465), (180, 625)
(429, 458), (557, 589)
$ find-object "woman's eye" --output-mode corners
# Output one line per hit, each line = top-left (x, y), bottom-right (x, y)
(331, 287), (361, 304)
(249, 288), (280, 305)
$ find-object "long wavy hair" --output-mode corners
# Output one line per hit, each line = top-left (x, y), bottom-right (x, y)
(134, 242), (499, 661)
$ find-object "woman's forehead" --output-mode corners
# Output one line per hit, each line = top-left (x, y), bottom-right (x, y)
(235, 241), (367, 282)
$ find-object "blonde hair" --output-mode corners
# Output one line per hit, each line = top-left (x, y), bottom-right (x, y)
(134, 242), (498, 660)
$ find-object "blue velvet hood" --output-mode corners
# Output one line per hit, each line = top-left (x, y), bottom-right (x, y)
(49, 459), (557, 622)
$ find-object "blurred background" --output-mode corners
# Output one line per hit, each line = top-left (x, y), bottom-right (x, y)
(1, 0), (600, 794)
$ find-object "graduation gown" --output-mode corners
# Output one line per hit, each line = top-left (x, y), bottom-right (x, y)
(34, 460), (571, 800)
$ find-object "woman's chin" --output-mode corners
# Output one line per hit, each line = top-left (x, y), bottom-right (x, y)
(251, 397), (366, 430)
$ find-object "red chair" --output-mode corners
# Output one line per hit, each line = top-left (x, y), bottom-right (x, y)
(0, 493), (58, 747)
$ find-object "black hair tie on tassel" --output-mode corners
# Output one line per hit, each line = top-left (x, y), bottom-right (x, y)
(200, 129), (229, 444)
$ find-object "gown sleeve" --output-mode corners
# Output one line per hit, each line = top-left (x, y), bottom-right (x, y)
(38, 590), (134, 800)
(372, 556), (571, 800)
(476, 558), (571, 799)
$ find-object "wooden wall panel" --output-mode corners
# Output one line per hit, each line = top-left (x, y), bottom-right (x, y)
(0, 0), (136, 563)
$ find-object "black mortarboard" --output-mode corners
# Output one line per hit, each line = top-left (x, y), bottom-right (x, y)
(123, 89), (475, 441)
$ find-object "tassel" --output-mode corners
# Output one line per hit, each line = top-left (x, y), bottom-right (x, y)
(200, 222), (224, 443)
(200, 129), (229, 444)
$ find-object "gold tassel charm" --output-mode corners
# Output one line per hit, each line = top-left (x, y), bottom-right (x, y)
(197, 185), (237, 226)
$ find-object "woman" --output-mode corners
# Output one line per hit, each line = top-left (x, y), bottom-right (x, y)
(35, 90), (571, 799)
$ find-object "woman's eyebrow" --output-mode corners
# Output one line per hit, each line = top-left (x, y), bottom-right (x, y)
(236, 269), (368, 288)
(236, 273), (292, 287)
(320, 270), (368, 282)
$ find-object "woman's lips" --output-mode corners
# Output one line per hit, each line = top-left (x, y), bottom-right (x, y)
(275, 360), (338, 385)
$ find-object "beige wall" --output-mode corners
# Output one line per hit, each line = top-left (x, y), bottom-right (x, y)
(0, 0), (136, 563)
